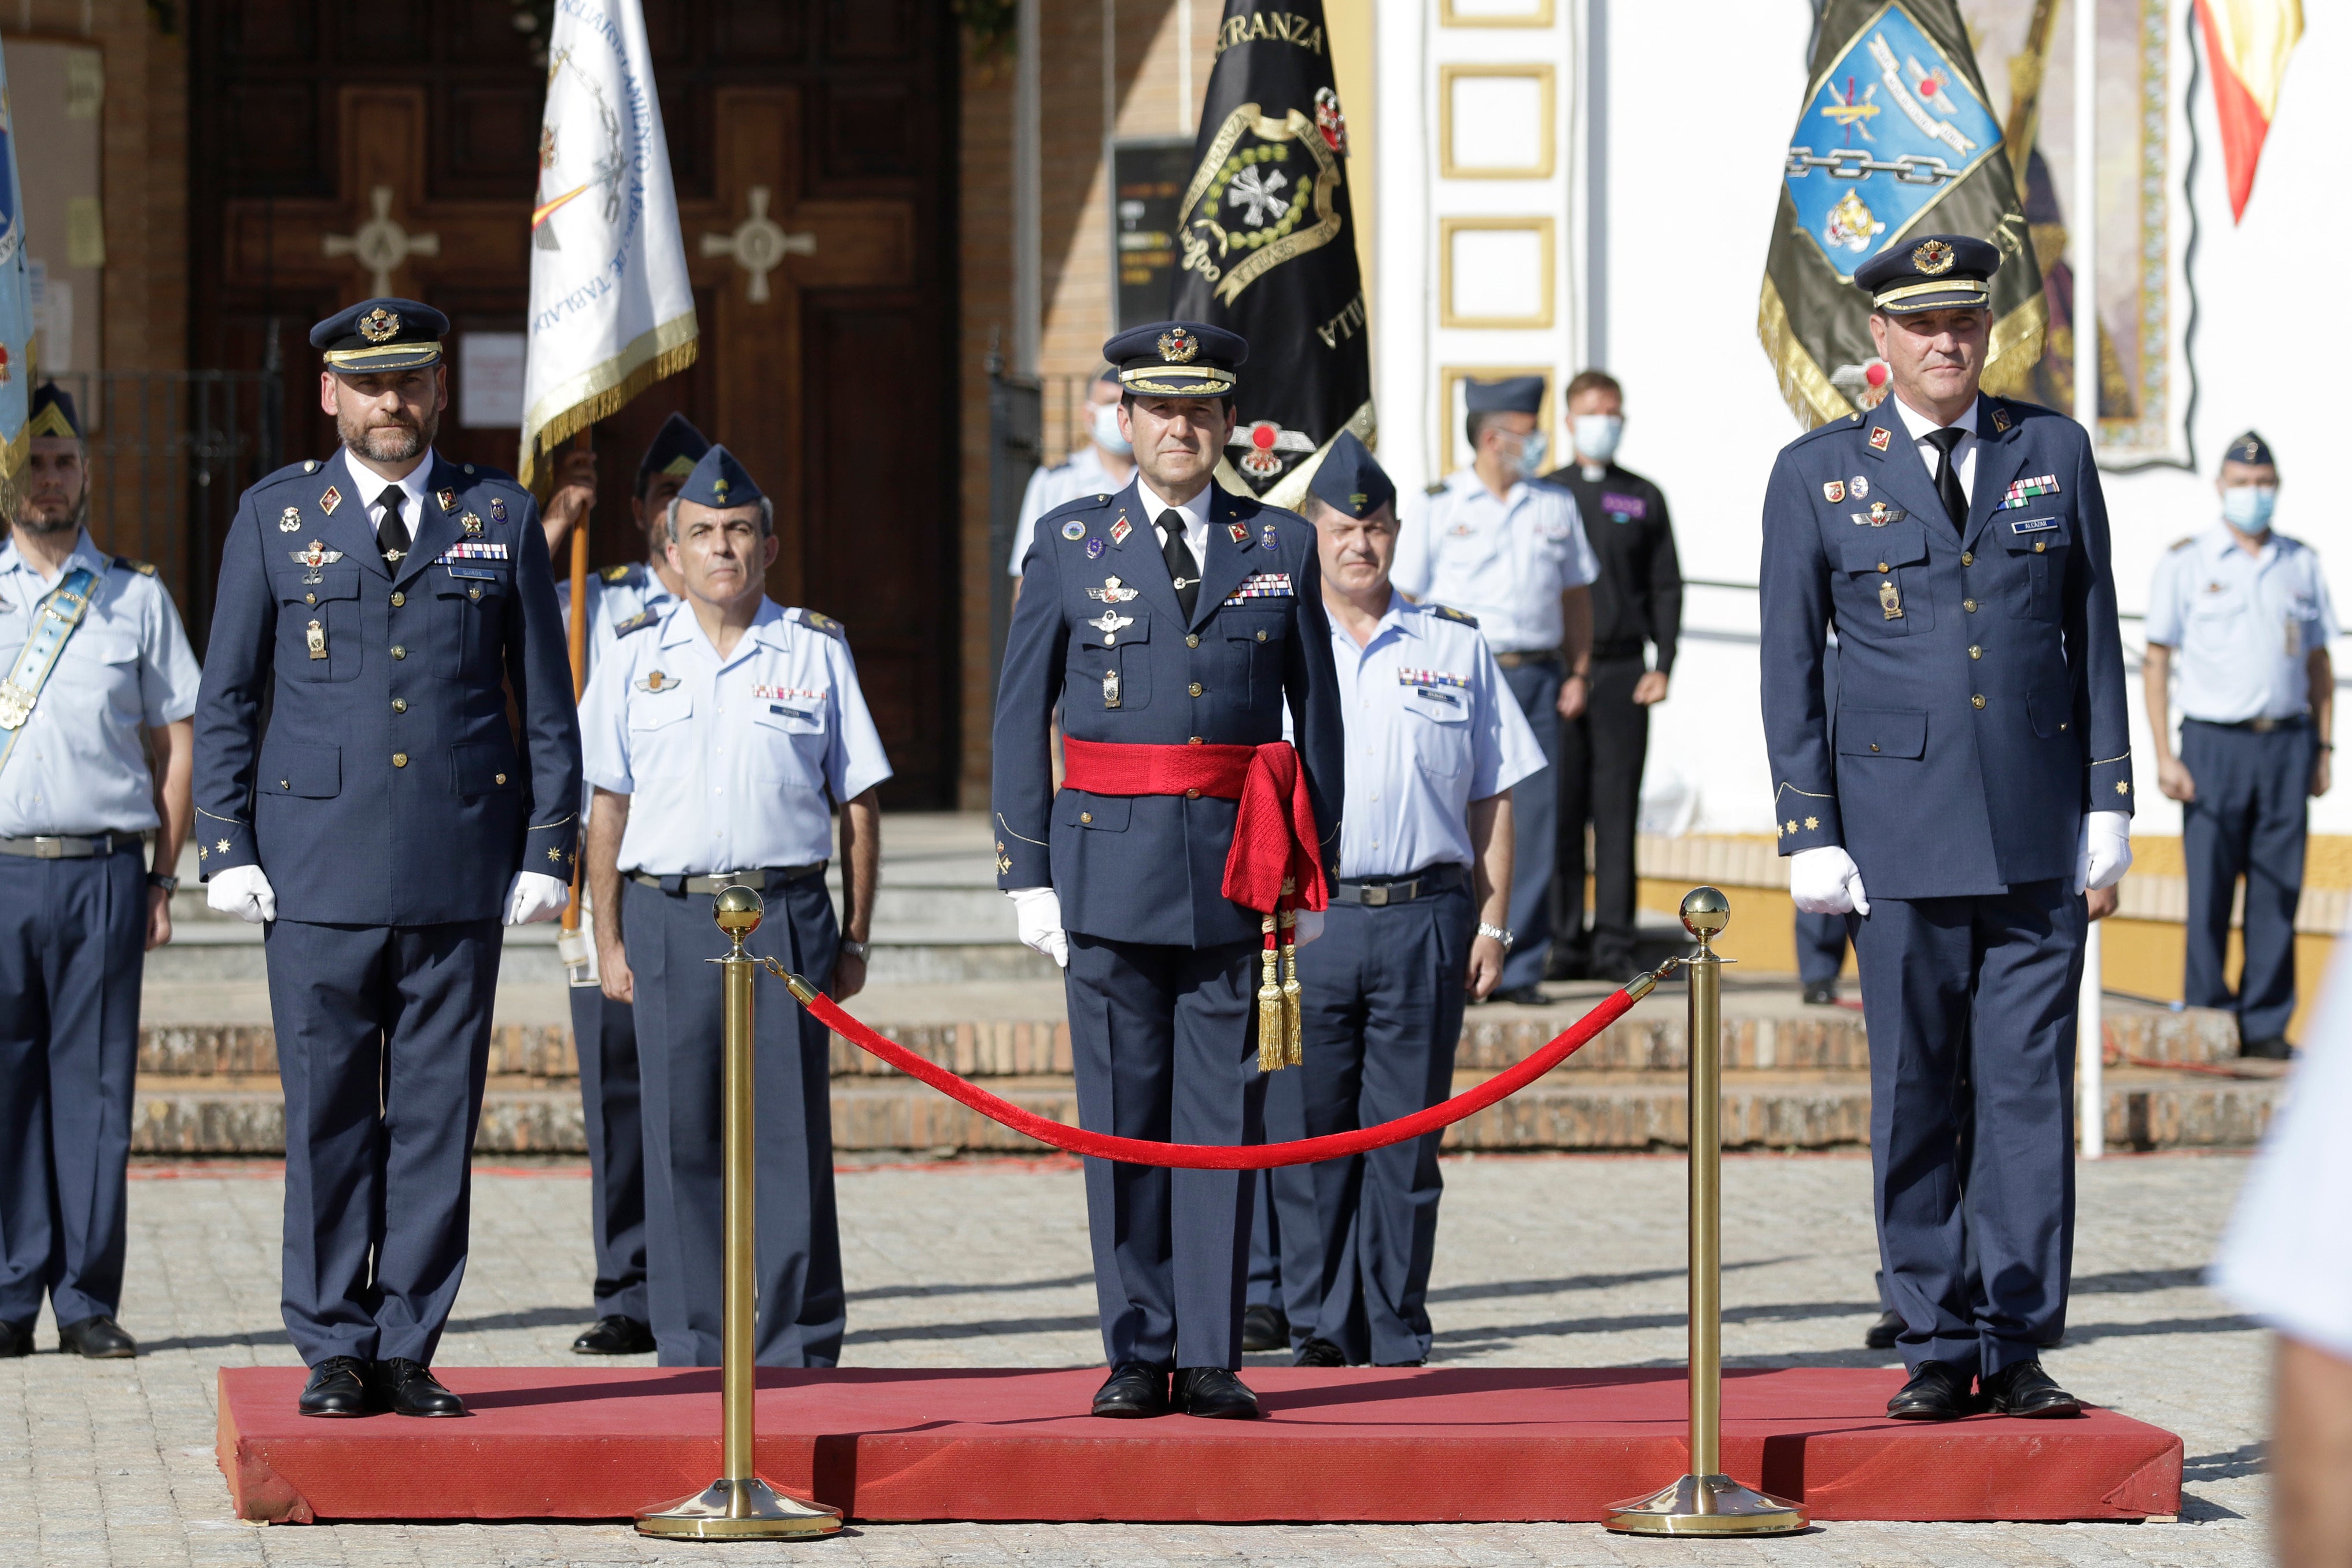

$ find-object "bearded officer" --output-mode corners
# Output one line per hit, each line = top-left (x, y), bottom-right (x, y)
(0, 383), (201, 1360)
(542, 412), (709, 1359)
(994, 320), (1345, 1420)
(193, 298), (581, 1418)
(1760, 237), (2133, 1422)
(580, 445), (889, 1369)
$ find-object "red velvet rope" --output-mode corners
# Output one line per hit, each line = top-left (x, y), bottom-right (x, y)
(795, 982), (1642, 1170)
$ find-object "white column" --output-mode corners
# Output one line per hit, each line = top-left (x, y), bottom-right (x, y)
(2074, 0), (2103, 1160)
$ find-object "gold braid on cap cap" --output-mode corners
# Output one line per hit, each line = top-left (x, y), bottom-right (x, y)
(1871, 277), (1989, 308)
(27, 401), (77, 440)
(322, 341), (445, 369)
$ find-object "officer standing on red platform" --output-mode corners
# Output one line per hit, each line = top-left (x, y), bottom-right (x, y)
(993, 320), (1345, 1421)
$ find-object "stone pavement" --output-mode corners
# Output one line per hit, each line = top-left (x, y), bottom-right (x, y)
(0, 1152), (2270, 1565)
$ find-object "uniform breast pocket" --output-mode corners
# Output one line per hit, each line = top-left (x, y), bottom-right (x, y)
(433, 567), (511, 678)
(276, 567), (363, 683)
(626, 691), (695, 777)
(82, 631), (145, 720)
(2000, 518), (2070, 622)
(1074, 608), (1151, 710)
(1223, 609), (1288, 706)
(1837, 522), (1933, 635)
(1403, 689), (1472, 778)
(751, 702), (828, 785)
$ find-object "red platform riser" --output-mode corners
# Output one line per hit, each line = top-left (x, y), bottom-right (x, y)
(216, 1366), (2182, 1525)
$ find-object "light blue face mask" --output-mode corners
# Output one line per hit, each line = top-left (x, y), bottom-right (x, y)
(1510, 430), (1549, 475)
(1572, 414), (1624, 464)
(2221, 484), (2277, 532)
(1091, 402), (1133, 457)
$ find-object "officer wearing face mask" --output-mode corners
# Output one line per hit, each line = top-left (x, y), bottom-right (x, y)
(1007, 367), (1137, 589)
(1391, 375), (1596, 1002)
(2144, 431), (2335, 1059)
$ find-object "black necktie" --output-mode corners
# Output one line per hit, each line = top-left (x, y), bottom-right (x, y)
(1159, 510), (1200, 619)
(1924, 428), (1969, 530)
(377, 485), (412, 565)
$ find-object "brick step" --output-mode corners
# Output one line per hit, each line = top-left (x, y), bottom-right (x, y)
(129, 1065), (2284, 1157)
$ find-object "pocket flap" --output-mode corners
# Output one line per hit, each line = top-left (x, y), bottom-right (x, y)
(1078, 610), (1149, 649)
(449, 741), (521, 796)
(1839, 521), (1928, 573)
(1835, 706), (1927, 759)
(261, 742), (341, 798)
(627, 689), (693, 730)
(1056, 792), (1131, 831)
(1225, 611), (1287, 644)
(2001, 516), (2071, 552)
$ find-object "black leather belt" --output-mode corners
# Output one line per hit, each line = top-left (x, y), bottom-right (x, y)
(2186, 715), (2308, 734)
(1492, 651), (1561, 670)
(1329, 863), (1468, 907)
(0, 832), (142, 859)
(631, 863), (826, 896)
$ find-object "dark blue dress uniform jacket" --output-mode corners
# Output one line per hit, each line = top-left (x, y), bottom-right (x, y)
(193, 449), (581, 922)
(993, 478), (1346, 948)
(1760, 399), (2133, 898)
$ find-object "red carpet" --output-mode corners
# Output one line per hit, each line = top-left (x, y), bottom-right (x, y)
(216, 1366), (2181, 1525)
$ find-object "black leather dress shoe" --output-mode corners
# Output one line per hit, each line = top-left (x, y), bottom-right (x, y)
(1979, 1359), (2084, 1418)
(1885, 1360), (1974, 1421)
(1240, 1303), (1289, 1353)
(57, 1315), (137, 1359)
(371, 1358), (467, 1417)
(1090, 1362), (1170, 1418)
(1488, 984), (1550, 1008)
(570, 1315), (655, 1355)
(298, 1357), (374, 1418)
(2241, 1035), (2295, 1061)
(1863, 1308), (1903, 1350)
(1173, 1367), (1262, 1419)
(1802, 983), (1840, 1006)
(1294, 1338), (1347, 1368)
(0, 1319), (36, 1358)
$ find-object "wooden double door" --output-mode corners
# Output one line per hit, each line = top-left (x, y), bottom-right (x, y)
(189, 0), (961, 806)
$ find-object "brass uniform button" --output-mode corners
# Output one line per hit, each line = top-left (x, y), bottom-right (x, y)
(1877, 562), (1889, 573)
(391, 644), (407, 659)
(1186, 634), (1200, 648)
(2034, 541), (2047, 554)
(1079, 811), (1093, 824)
(469, 586), (482, 600)
(1185, 788), (1201, 799)
(1963, 599), (1978, 613)
(1971, 694), (1986, 709)
(1188, 736), (1204, 745)
(393, 751), (410, 767)
(1870, 743), (1880, 752)
(392, 698), (407, 714)
(1256, 629), (1267, 642)
(304, 592), (316, 605)
(1968, 645), (1982, 659)
(1188, 682), (1203, 697)
(390, 591), (405, 607)
(494, 773), (507, 785)
(1960, 551), (1973, 567)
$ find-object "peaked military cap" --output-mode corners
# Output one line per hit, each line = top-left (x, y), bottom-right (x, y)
(636, 412), (712, 497)
(1307, 431), (1394, 520)
(27, 382), (80, 440)
(677, 444), (762, 509)
(1104, 320), (1245, 399)
(1463, 375), (1544, 415)
(2224, 430), (2276, 468)
(1854, 235), (2000, 313)
(310, 297), (448, 373)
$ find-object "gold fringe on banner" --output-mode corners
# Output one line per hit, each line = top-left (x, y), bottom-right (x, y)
(1979, 290), (2050, 401)
(517, 315), (701, 497)
(1756, 275), (1853, 430)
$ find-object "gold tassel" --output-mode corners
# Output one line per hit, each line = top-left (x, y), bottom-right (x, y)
(1257, 911), (1284, 1073)
(1278, 906), (1303, 1067)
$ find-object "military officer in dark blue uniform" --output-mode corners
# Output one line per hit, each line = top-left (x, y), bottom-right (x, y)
(1760, 238), (2133, 1422)
(993, 321), (1346, 1421)
(193, 298), (582, 1418)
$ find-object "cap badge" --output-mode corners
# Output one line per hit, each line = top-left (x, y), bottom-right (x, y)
(1823, 481), (1845, 503)
(1156, 327), (1197, 364)
(711, 478), (730, 501)
(357, 307), (401, 344)
(1912, 239), (1956, 276)
(279, 507), (303, 533)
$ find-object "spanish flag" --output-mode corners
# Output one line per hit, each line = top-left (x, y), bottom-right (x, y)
(2196, 0), (2303, 222)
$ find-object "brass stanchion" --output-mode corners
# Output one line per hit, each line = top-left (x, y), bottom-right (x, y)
(637, 886), (843, 1540)
(1605, 888), (1808, 1537)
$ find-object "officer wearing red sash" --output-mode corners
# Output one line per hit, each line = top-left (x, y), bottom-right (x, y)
(993, 320), (1345, 1419)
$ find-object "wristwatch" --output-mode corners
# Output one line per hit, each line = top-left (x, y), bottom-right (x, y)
(1477, 922), (1514, 951)
(148, 873), (179, 893)
(838, 938), (871, 961)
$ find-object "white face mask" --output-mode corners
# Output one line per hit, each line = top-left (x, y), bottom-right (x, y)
(1090, 401), (1132, 457)
(2221, 484), (2276, 532)
(1505, 429), (1549, 476)
(1572, 414), (1624, 464)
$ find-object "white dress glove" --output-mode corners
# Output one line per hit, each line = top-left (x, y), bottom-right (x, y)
(504, 871), (572, 927)
(2077, 810), (2133, 894)
(1790, 846), (1870, 917)
(204, 864), (277, 925)
(1007, 886), (1069, 968)
(1293, 908), (1325, 946)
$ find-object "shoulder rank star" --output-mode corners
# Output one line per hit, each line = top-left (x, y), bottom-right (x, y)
(602, 563), (632, 583)
(436, 488), (458, 512)
(279, 507), (303, 533)
(1086, 575), (1140, 604)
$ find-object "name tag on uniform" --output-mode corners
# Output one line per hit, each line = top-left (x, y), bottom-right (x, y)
(437, 542), (510, 562)
(445, 565), (499, 581)
(2009, 516), (2058, 534)
(1223, 572), (1293, 604)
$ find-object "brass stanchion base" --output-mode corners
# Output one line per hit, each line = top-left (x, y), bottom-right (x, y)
(635, 1477), (843, 1539)
(1605, 1473), (1809, 1536)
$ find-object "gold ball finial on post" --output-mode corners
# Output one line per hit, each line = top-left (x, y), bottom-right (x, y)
(713, 884), (765, 943)
(1679, 886), (1731, 946)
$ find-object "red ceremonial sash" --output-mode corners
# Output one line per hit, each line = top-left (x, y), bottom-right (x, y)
(1057, 737), (1328, 915)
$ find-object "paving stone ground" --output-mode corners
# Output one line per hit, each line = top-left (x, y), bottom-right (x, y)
(0, 1151), (2270, 1566)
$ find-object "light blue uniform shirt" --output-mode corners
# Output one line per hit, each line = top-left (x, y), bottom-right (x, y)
(1006, 445), (1120, 577)
(1391, 469), (1599, 654)
(1313, 592), (1546, 879)
(2145, 527), (2338, 723)
(0, 530), (202, 838)
(581, 597), (893, 874)
(556, 559), (681, 670)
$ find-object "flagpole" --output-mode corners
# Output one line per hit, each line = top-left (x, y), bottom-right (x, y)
(2073, 0), (2104, 1162)
(561, 427), (593, 950)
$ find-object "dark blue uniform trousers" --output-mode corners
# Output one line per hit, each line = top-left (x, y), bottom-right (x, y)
(0, 848), (145, 1331)
(624, 876), (842, 1367)
(1245, 1169), (1283, 1316)
(2180, 720), (2314, 1043)
(1267, 885), (1473, 1366)
(1850, 881), (2085, 1379)
(566, 986), (648, 1320)
(1066, 933), (1263, 1370)
(264, 917), (501, 1366)
(1796, 911), (1849, 989)
(1498, 660), (1560, 991)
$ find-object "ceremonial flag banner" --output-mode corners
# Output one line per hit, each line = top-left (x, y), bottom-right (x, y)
(1759, 0), (2045, 429)
(2195, 0), (2302, 222)
(1171, 0), (1372, 507)
(0, 37), (30, 490)
(519, 0), (696, 493)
